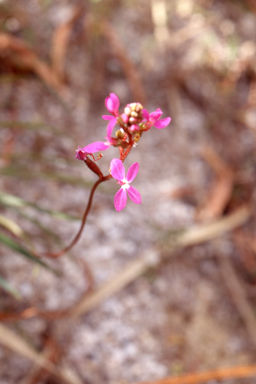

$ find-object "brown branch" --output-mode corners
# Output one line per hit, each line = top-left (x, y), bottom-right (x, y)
(135, 364), (256, 384)
(101, 20), (146, 105)
(219, 254), (256, 348)
(0, 32), (66, 96)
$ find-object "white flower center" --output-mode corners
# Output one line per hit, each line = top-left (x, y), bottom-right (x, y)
(121, 179), (130, 190)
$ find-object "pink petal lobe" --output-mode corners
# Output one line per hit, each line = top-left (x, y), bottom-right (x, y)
(83, 141), (110, 153)
(121, 113), (129, 124)
(110, 158), (125, 181)
(110, 93), (120, 109)
(105, 93), (120, 115)
(126, 162), (139, 183)
(127, 186), (141, 204)
(150, 108), (163, 121)
(106, 117), (117, 139)
(154, 117), (171, 129)
(102, 115), (114, 120)
(142, 109), (149, 120)
(114, 188), (127, 211)
(105, 97), (113, 113)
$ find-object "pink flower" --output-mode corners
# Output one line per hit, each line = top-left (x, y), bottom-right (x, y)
(142, 108), (171, 130)
(110, 158), (141, 212)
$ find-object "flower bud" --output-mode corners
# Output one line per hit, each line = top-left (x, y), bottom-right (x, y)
(123, 102), (143, 126)
(134, 133), (141, 142)
(116, 129), (125, 139)
(84, 157), (103, 179)
(121, 113), (129, 124)
(75, 146), (88, 160)
(129, 124), (140, 132)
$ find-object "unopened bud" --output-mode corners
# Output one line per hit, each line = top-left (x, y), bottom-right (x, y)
(129, 117), (138, 124)
(84, 157), (103, 179)
(124, 107), (131, 115)
(116, 129), (125, 139)
(121, 113), (129, 124)
(134, 133), (141, 142)
(123, 102), (143, 126)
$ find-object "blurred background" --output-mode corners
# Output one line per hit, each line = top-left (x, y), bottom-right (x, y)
(0, 0), (256, 383)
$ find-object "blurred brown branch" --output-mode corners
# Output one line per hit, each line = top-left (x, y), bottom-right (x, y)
(135, 364), (256, 384)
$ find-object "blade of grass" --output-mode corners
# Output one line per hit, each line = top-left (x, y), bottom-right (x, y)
(0, 213), (24, 238)
(19, 212), (64, 244)
(0, 191), (79, 220)
(0, 164), (94, 186)
(0, 275), (21, 299)
(0, 120), (57, 132)
(0, 207), (71, 250)
(0, 232), (59, 275)
(0, 120), (77, 141)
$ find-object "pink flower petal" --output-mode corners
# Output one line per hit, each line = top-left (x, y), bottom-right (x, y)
(121, 113), (129, 124)
(142, 109), (149, 120)
(149, 108), (163, 121)
(126, 162), (139, 183)
(127, 186), (141, 204)
(102, 115), (114, 120)
(110, 158), (125, 181)
(110, 93), (119, 108)
(106, 117), (117, 139)
(83, 141), (110, 153)
(105, 93), (120, 116)
(154, 117), (171, 129)
(114, 188), (127, 211)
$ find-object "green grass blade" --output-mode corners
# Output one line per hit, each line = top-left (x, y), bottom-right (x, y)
(0, 165), (93, 187)
(0, 232), (59, 275)
(0, 275), (21, 300)
(0, 192), (79, 220)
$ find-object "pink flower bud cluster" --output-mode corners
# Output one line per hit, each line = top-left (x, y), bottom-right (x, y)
(75, 93), (171, 211)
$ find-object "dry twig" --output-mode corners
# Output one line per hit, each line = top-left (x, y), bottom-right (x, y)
(51, 6), (84, 81)
(70, 205), (250, 318)
(0, 323), (83, 384)
(219, 254), (256, 348)
(197, 145), (234, 221)
(135, 364), (256, 384)
(0, 32), (66, 96)
(101, 20), (146, 105)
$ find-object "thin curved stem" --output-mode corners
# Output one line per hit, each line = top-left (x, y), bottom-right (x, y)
(45, 174), (112, 258)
